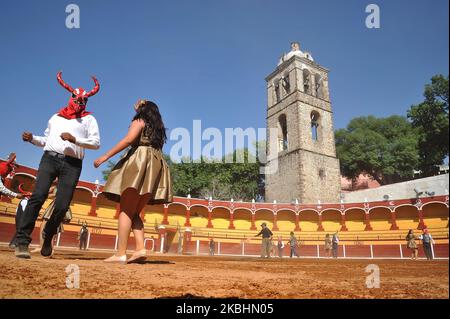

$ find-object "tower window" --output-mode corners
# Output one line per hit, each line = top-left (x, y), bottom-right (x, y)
(315, 74), (323, 99)
(303, 69), (311, 94)
(274, 80), (281, 102)
(278, 114), (288, 152)
(282, 73), (291, 94)
(311, 111), (320, 141)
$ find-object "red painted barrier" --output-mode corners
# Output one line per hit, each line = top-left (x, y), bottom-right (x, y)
(372, 245), (400, 258)
(299, 245), (318, 257)
(219, 242), (242, 255)
(89, 233), (116, 250)
(0, 222), (448, 259)
(433, 244), (449, 258)
(244, 244), (261, 255)
(345, 245), (371, 258)
(0, 222), (40, 244)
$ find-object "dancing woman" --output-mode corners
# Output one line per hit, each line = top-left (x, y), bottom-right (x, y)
(94, 100), (172, 264)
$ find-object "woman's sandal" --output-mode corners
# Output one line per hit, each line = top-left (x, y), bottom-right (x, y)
(104, 255), (127, 264)
(127, 249), (147, 264)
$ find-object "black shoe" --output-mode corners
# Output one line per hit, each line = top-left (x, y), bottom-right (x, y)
(41, 233), (54, 257)
(15, 245), (31, 259)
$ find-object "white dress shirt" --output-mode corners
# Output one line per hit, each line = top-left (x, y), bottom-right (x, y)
(31, 114), (100, 160)
(17, 198), (28, 212)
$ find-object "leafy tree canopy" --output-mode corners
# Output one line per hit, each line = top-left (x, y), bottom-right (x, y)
(335, 115), (419, 185)
(407, 74), (449, 176)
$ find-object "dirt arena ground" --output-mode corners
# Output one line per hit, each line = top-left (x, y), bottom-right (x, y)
(0, 246), (448, 299)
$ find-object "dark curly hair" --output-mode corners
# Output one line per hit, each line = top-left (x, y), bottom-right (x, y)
(132, 100), (167, 149)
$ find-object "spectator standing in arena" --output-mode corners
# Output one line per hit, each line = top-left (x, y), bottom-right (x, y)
(287, 232), (299, 258)
(177, 233), (183, 254)
(209, 238), (215, 256)
(277, 236), (284, 258)
(78, 222), (89, 250)
(332, 232), (339, 258)
(324, 233), (332, 258)
(255, 222), (273, 258)
(270, 240), (277, 257)
(406, 229), (418, 260)
(419, 228), (435, 260)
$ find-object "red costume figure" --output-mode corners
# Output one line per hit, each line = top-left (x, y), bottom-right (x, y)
(0, 153), (21, 199)
(15, 72), (101, 259)
(0, 153), (17, 179)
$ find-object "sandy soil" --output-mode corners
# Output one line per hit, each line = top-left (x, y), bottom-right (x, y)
(0, 247), (448, 299)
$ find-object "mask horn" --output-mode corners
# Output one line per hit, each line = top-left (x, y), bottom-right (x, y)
(86, 76), (100, 97)
(6, 153), (16, 165)
(18, 183), (32, 197)
(57, 71), (74, 93)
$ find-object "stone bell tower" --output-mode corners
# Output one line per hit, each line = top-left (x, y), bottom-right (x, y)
(264, 42), (341, 204)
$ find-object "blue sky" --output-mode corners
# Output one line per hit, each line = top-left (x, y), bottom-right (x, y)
(0, 0), (448, 182)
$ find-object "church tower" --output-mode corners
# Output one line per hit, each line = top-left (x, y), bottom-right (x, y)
(264, 42), (341, 204)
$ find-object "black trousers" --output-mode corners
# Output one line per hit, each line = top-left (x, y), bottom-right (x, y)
(290, 247), (298, 258)
(16, 152), (82, 246)
(423, 242), (433, 260)
(9, 199), (27, 246)
(79, 235), (88, 250)
(332, 243), (338, 258)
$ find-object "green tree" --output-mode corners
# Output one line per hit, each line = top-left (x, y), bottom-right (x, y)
(169, 156), (212, 198)
(170, 147), (264, 201)
(335, 115), (419, 185)
(407, 75), (449, 177)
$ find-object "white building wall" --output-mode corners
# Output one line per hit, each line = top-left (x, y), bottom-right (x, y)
(342, 174), (449, 203)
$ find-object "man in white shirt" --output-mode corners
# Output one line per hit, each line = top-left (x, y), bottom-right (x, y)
(15, 72), (101, 259)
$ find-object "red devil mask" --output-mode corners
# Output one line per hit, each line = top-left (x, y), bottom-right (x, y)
(0, 153), (17, 179)
(57, 71), (100, 119)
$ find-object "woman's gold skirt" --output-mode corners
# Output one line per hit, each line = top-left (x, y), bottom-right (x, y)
(102, 146), (173, 205)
